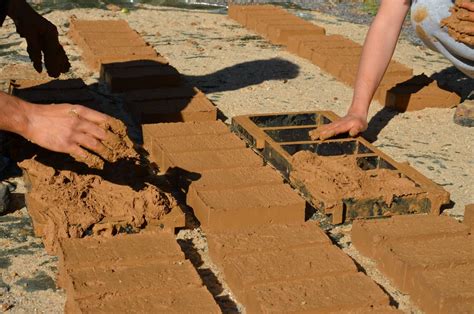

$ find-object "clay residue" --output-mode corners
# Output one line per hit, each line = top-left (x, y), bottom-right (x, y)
(441, 1), (474, 46)
(290, 151), (423, 210)
(19, 158), (177, 254)
(413, 6), (428, 23)
(74, 117), (139, 169)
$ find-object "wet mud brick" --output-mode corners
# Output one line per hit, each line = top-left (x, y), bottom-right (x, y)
(385, 77), (462, 111)
(352, 214), (471, 259)
(250, 16), (304, 33)
(221, 245), (357, 303)
(10, 79), (96, 106)
(246, 272), (390, 313)
(100, 60), (180, 92)
(286, 34), (328, 54)
(123, 86), (216, 123)
(191, 183), (305, 232)
(242, 10), (293, 29)
(78, 35), (148, 50)
(151, 133), (247, 171)
(464, 204), (474, 229)
(160, 147), (263, 176)
(68, 19), (134, 46)
(206, 222), (331, 265)
(142, 120), (229, 155)
(228, 4), (285, 25)
(186, 166), (283, 208)
(67, 286), (220, 314)
(298, 35), (360, 60)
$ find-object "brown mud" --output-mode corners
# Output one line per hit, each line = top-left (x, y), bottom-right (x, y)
(290, 151), (423, 210)
(18, 150), (177, 253)
(441, 0), (474, 46)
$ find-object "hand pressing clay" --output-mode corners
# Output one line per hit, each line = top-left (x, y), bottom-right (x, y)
(74, 117), (139, 169)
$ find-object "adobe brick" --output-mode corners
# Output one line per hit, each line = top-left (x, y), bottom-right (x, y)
(245, 11), (294, 29)
(161, 148), (263, 174)
(79, 36), (148, 50)
(298, 36), (359, 59)
(207, 222), (330, 265)
(245, 272), (390, 313)
(101, 62), (181, 92)
(125, 92), (217, 124)
(58, 232), (183, 273)
(464, 204), (474, 229)
(255, 20), (311, 37)
(191, 183), (305, 232)
(142, 121), (229, 154)
(408, 263), (474, 314)
(235, 7), (286, 26)
(222, 245), (357, 303)
(69, 19), (132, 33)
(67, 286), (220, 314)
(151, 133), (246, 171)
(378, 235), (474, 290)
(64, 260), (202, 301)
(352, 215), (471, 259)
(187, 166), (282, 205)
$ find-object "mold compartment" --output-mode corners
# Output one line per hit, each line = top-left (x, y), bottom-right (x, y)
(250, 113), (320, 128)
(281, 140), (358, 156)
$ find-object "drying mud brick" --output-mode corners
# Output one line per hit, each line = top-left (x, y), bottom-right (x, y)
(385, 75), (462, 111)
(228, 5), (285, 25)
(222, 245), (357, 303)
(151, 133), (246, 170)
(377, 235), (474, 290)
(101, 61), (182, 92)
(266, 24), (325, 45)
(253, 17), (307, 34)
(464, 204), (474, 229)
(245, 273), (390, 313)
(286, 34), (328, 54)
(245, 12), (295, 30)
(125, 88), (217, 124)
(79, 35), (147, 50)
(408, 263), (474, 314)
(186, 166), (282, 208)
(206, 222), (331, 265)
(161, 147), (263, 174)
(142, 120), (229, 154)
(351, 214), (471, 258)
(191, 183), (305, 232)
(67, 287), (220, 314)
(20, 157), (178, 254)
(10, 78), (96, 105)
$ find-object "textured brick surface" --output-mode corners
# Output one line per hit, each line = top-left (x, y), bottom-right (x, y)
(192, 184), (305, 232)
(352, 215), (474, 313)
(464, 204), (474, 229)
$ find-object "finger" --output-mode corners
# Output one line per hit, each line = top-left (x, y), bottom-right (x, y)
(76, 119), (107, 141)
(73, 132), (113, 162)
(73, 105), (110, 125)
(349, 126), (362, 137)
(320, 122), (351, 140)
(25, 34), (43, 73)
(69, 145), (105, 169)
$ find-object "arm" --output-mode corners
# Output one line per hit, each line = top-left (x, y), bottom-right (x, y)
(0, 92), (112, 162)
(313, 0), (411, 140)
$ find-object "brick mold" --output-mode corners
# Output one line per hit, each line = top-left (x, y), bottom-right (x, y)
(231, 111), (450, 224)
(352, 215), (474, 313)
(228, 4), (462, 111)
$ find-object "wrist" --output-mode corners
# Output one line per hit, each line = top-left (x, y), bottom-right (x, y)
(347, 104), (368, 119)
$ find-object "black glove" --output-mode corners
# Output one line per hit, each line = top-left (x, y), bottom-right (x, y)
(8, 0), (70, 78)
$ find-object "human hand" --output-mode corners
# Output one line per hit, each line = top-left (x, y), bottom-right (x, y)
(8, 0), (70, 77)
(310, 112), (368, 141)
(23, 103), (114, 167)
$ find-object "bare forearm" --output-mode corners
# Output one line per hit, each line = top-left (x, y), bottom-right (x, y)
(350, 0), (410, 117)
(0, 91), (31, 137)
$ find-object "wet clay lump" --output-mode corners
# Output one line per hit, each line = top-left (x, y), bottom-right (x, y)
(442, 0), (474, 46)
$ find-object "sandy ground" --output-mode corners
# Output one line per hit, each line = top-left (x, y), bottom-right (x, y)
(0, 4), (472, 313)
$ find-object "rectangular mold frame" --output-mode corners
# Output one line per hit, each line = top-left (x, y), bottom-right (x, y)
(232, 111), (450, 224)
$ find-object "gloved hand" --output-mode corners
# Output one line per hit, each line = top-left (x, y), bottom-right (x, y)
(7, 0), (70, 77)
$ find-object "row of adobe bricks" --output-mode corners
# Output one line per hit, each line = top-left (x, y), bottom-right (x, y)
(68, 18), (217, 125)
(352, 213), (474, 313)
(228, 4), (461, 111)
(141, 121), (399, 312)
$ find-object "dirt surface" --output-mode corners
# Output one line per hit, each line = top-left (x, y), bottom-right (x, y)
(290, 151), (423, 210)
(0, 3), (473, 313)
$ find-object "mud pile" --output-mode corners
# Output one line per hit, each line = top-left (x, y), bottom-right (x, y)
(441, 0), (474, 46)
(20, 157), (177, 254)
(74, 117), (139, 169)
(290, 151), (423, 210)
